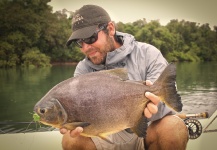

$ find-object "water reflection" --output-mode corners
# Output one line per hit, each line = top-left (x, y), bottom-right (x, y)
(0, 67), (52, 122)
(0, 65), (75, 127)
(176, 62), (217, 116)
(176, 62), (217, 90)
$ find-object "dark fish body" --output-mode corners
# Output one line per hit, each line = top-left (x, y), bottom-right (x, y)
(34, 64), (182, 138)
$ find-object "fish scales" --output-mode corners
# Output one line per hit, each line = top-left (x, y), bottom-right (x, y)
(59, 73), (148, 136)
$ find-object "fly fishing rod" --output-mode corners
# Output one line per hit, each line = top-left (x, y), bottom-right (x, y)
(176, 112), (209, 119)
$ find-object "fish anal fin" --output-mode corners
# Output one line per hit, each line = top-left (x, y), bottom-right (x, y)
(62, 122), (90, 130)
(131, 116), (148, 137)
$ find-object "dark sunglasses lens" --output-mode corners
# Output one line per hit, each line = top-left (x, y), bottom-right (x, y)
(84, 33), (98, 44)
(74, 24), (106, 48)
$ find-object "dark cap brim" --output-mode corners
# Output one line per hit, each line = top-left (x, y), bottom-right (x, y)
(66, 25), (98, 46)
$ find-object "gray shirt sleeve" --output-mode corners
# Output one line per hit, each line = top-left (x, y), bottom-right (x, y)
(73, 60), (90, 77)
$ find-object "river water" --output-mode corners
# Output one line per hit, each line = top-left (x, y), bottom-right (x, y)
(0, 62), (216, 133)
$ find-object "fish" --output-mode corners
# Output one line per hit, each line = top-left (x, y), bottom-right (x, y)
(34, 63), (182, 139)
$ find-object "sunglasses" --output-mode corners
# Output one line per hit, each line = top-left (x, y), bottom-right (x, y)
(75, 24), (108, 48)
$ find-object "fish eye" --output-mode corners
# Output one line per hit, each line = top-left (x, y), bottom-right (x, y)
(39, 108), (46, 114)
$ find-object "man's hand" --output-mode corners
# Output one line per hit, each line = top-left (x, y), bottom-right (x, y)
(144, 80), (160, 118)
(60, 127), (83, 137)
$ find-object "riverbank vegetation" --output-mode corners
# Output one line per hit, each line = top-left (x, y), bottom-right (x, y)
(0, 0), (217, 68)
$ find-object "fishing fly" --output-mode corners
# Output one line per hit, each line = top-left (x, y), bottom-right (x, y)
(33, 113), (40, 122)
(25, 112), (41, 132)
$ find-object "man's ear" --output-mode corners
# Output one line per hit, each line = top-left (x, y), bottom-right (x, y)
(107, 21), (116, 37)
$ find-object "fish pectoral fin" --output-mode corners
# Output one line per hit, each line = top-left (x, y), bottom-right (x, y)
(131, 116), (148, 137)
(62, 122), (90, 130)
(98, 134), (114, 144)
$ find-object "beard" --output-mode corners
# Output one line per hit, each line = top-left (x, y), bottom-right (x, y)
(87, 35), (115, 65)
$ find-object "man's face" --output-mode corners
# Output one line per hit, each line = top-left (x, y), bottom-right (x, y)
(80, 29), (115, 65)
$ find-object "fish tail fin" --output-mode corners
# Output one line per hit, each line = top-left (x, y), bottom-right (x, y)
(152, 63), (182, 112)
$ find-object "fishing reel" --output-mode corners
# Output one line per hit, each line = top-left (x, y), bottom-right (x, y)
(184, 118), (202, 139)
(178, 112), (208, 140)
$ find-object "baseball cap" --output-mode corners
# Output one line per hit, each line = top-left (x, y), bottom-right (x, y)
(66, 5), (111, 46)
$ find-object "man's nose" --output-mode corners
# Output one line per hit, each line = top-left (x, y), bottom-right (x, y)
(81, 42), (92, 52)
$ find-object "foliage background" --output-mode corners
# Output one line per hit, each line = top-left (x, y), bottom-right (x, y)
(0, 0), (216, 68)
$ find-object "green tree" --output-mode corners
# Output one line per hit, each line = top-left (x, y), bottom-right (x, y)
(1, 0), (216, 67)
(0, 0), (52, 67)
(22, 47), (51, 67)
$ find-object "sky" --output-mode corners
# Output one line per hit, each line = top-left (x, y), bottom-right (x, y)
(48, 0), (217, 29)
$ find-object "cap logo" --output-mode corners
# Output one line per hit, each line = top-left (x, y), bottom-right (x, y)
(72, 14), (84, 24)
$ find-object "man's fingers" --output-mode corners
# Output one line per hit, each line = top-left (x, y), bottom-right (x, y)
(144, 91), (159, 118)
(60, 128), (68, 134)
(144, 103), (158, 118)
(144, 108), (152, 118)
(145, 80), (153, 86)
(145, 92), (160, 105)
(70, 127), (83, 138)
(147, 102), (158, 114)
(59, 127), (83, 138)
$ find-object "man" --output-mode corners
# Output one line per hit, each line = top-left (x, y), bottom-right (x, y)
(60, 5), (188, 150)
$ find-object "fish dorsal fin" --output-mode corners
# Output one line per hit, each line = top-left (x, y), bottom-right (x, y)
(62, 122), (90, 130)
(100, 68), (129, 81)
